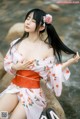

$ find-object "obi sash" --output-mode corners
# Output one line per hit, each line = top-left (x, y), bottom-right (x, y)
(11, 70), (41, 88)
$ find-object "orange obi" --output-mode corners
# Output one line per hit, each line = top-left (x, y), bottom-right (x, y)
(11, 70), (41, 88)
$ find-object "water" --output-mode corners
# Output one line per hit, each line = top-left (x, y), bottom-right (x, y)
(56, 4), (80, 119)
(0, 1), (80, 119)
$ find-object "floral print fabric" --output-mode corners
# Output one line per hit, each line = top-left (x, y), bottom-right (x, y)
(0, 38), (71, 119)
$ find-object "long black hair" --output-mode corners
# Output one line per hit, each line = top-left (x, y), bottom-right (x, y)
(12, 8), (76, 63)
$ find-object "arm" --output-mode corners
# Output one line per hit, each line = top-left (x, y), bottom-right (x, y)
(62, 52), (80, 70)
(46, 50), (80, 97)
(47, 48), (80, 70)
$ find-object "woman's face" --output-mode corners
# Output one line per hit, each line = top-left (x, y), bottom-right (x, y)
(24, 12), (36, 33)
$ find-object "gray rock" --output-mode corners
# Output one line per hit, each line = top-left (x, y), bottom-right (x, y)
(0, 52), (6, 80)
(0, 73), (13, 92)
(41, 80), (66, 119)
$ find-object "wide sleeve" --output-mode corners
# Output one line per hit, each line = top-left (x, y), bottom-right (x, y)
(4, 48), (16, 75)
(46, 63), (70, 97)
(3, 39), (19, 75)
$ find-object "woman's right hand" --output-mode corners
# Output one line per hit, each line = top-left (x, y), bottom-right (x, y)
(11, 60), (34, 70)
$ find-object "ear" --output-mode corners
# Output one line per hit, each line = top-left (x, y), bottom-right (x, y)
(39, 26), (45, 31)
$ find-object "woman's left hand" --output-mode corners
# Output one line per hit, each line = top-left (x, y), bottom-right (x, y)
(69, 52), (80, 64)
(62, 52), (80, 70)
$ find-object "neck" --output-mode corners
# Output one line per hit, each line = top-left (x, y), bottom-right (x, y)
(28, 32), (40, 42)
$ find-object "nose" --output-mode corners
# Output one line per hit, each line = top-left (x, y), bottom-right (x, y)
(27, 20), (30, 24)
(26, 19), (31, 25)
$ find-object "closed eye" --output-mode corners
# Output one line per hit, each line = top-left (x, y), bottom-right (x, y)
(26, 16), (30, 20)
(26, 15), (36, 23)
(32, 19), (36, 23)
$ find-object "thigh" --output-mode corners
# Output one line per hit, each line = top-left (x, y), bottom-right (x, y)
(10, 101), (26, 119)
(0, 93), (18, 113)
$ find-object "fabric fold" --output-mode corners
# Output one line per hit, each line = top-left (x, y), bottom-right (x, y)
(46, 64), (70, 97)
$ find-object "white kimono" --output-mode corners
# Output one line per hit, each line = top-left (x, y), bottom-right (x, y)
(0, 38), (70, 119)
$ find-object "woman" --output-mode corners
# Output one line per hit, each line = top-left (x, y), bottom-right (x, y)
(0, 8), (80, 119)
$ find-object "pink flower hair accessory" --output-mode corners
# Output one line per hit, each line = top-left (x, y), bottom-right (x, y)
(43, 14), (53, 24)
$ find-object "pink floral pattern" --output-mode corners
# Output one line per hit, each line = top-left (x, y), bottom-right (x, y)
(0, 38), (71, 119)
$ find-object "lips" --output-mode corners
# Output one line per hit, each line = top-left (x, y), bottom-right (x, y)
(25, 26), (30, 29)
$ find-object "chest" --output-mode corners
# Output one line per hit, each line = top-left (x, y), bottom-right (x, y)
(16, 41), (49, 60)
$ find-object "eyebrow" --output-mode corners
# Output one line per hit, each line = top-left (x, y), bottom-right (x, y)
(28, 15), (31, 18)
(27, 15), (35, 20)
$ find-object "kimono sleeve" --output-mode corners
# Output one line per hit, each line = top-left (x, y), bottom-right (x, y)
(4, 38), (20, 75)
(46, 64), (71, 97)
(4, 48), (16, 75)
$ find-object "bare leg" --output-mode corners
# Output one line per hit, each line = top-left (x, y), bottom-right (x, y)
(10, 101), (26, 119)
(0, 93), (18, 113)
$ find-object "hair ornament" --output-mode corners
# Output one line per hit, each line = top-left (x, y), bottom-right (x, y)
(43, 14), (53, 25)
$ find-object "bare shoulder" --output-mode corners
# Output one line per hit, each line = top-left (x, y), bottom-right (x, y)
(47, 47), (54, 57)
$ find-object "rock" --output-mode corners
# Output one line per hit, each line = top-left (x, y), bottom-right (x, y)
(59, 17), (74, 24)
(5, 23), (24, 42)
(49, 4), (61, 11)
(0, 73), (14, 92)
(20, 0), (29, 4)
(0, 52), (6, 80)
(35, 0), (43, 6)
(41, 80), (66, 119)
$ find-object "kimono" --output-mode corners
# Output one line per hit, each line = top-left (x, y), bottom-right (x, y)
(0, 38), (70, 119)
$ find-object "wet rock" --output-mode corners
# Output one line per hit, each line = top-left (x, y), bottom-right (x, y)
(0, 10), (7, 16)
(0, 73), (13, 92)
(35, 0), (43, 6)
(49, 4), (61, 11)
(20, 0), (29, 4)
(41, 80), (66, 119)
(0, 52), (6, 80)
(70, 31), (80, 40)
(60, 36), (64, 41)
(14, 10), (26, 16)
(59, 17), (74, 25)
(5, 23), (24, 42)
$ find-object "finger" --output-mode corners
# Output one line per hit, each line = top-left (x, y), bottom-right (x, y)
(23, 61), (33, 66)
(76, 52), (79, 56)
(77, 52), (80, 57)
(25, 60), (35, 64)
(18, 62), (34, 70)
(75, 52), (79, 59)
(24, 63), (33, 67)
(20, 60), (29, 64)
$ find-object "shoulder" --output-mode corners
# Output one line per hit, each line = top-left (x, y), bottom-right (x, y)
(47, 48), (54, 57)
(10, 38), (20, 47)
